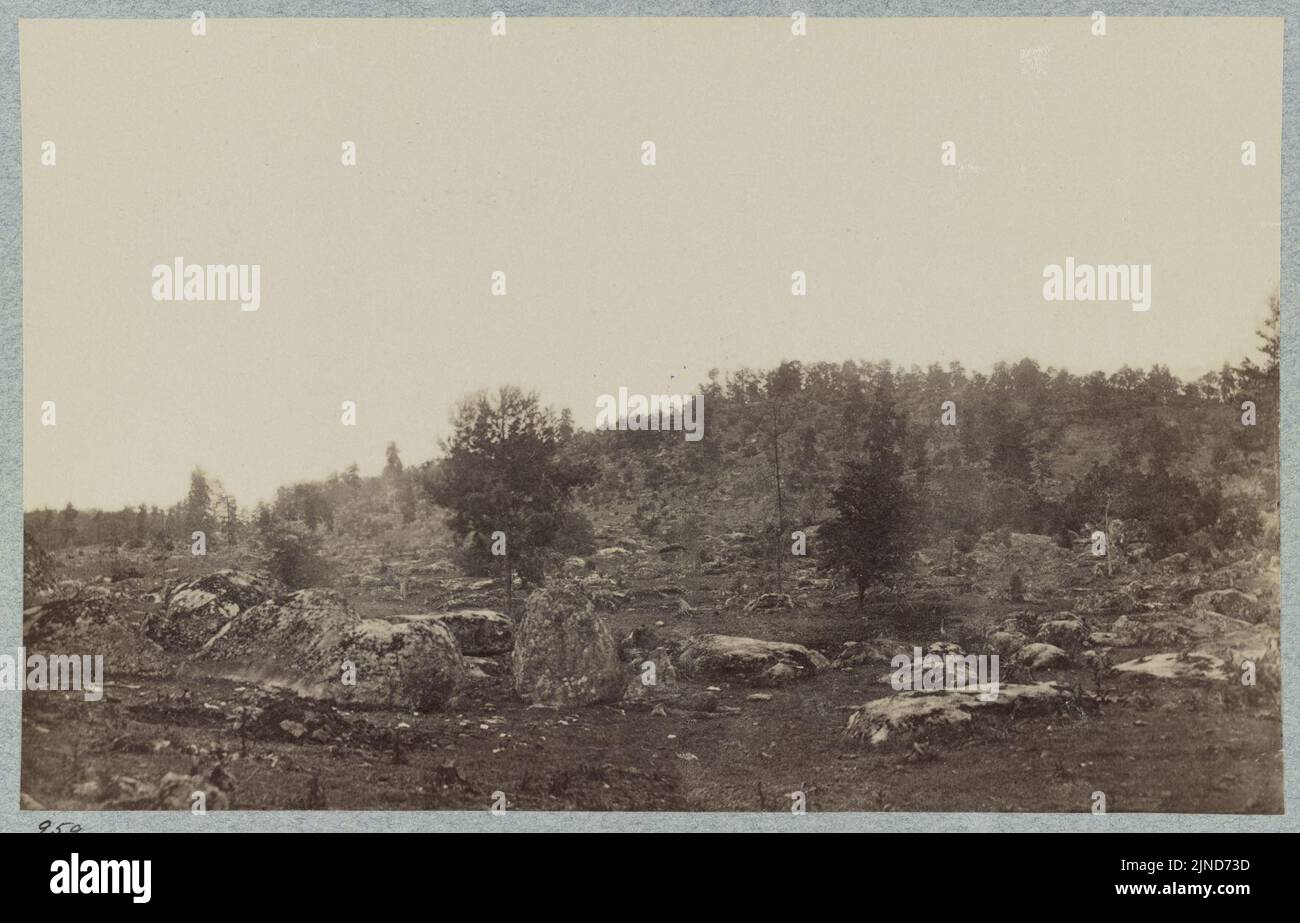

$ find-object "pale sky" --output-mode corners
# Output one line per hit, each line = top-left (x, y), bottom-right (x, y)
(20, 16), (1282, 510)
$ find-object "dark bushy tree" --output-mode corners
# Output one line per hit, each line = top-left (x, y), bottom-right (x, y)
(421, 386), (595, 611)
(257, 516), (330, 589)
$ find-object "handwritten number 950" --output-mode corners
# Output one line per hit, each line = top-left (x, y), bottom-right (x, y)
(37, 820), (82, 833)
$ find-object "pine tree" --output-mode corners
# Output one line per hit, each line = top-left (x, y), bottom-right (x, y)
(186, 467), (214, 539)
(820, 369), (917, 613)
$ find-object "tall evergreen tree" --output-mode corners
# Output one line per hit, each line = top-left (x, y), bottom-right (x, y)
(186, 467), (214, 538)
(820, 369), (918, 613)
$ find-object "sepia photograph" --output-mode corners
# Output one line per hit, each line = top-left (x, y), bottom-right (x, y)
(3, 7), (1292, 851)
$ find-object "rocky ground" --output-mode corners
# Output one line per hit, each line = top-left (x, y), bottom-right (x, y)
(20, 531), (1283, 813)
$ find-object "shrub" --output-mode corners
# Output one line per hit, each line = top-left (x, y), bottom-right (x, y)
(552, 509), (597, 555)
(109, 557), (143, 582)
(632, 500), (663, 539)
(258, 519), (331, 589)
(452, 540), (498, 578)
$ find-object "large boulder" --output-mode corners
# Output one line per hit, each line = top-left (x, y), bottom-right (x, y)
(677, 634), (828, 685)
(844, 683), (1074, 746)
(511, 584), (624, 707)
(986, 629), (1028, 659)
(1115, 625), (1280, 688)
(24, 592), (117, 646)
(1112, 651), (1228, 682)
(333, 619), (467, 709)
(144, 570), (277, 653)
(400, 610), (514, 655)
(24, 591), (170, 676)
(196, 589), (466, 709)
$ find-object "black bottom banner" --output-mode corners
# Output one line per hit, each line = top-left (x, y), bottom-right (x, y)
(6, 831), (1281, 908)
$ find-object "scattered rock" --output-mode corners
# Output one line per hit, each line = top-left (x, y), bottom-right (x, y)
(1015, 642), (1070, 670)
(1153, 552), (1190, 574)
(463, 656), (505, 679)
(1191, 588), (1263, 623)
(1111, 611), (1251, 648)
(101, 772), (229, 810)
(1081, 649), (1111, 670)
(627, 686), (718, 713)
(626, 585), (687, 607)
(577, 573), (627, 612)
(1072, 587), (1138, 617)
(24, 594), (170, 676)
(744, 593), (794, 613)
(24, 595), (118, 645)
(1035, 617), (1088, 651)
(560, 556), (589, 576)
(280, 719), (308, 739)
(758, 662), (804, 685)
(156, 772), (229, 811)
(833, 638), (909, 668)
(987, 630), (1028, 658)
